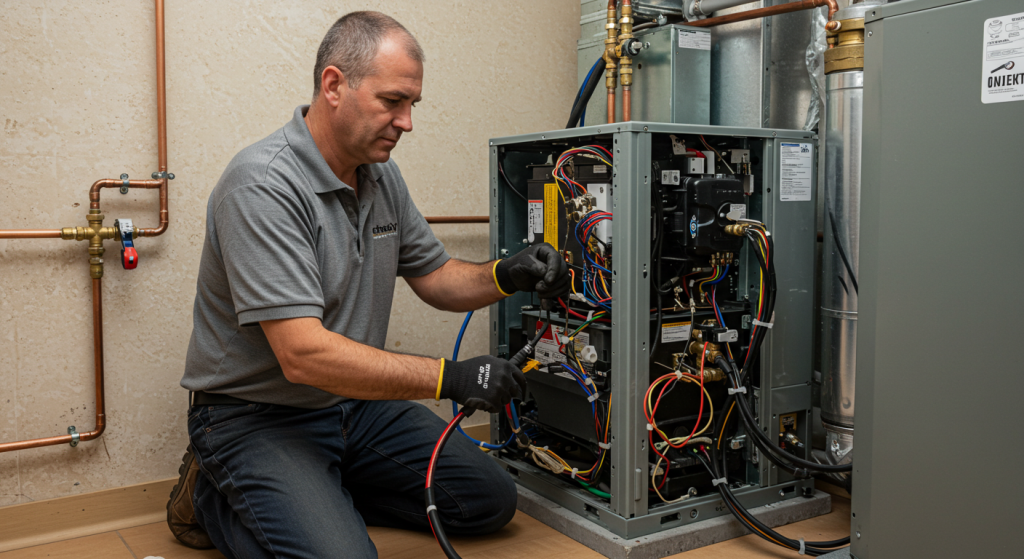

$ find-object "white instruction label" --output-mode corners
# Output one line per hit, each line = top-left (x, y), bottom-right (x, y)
(729, 204), (747, 220)
(528, 200), (543, 243)
(678, 30), (710, 51)
(779, 143), (813, 202)
(661, 170), (681, 185)
(661, 322), (692, 344)
(534, 323), (594, 374)
(593, 165), (607, 175)
(982, 11), (1024, 104)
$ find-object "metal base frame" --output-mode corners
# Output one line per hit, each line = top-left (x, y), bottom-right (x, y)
(497, 453), (815, 539)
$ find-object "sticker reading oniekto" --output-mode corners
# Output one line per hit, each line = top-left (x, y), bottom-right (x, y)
(779, 143), (813, 202)
(982, 11), (1024, 104)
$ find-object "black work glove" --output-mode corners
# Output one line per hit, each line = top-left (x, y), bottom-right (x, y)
(440, 356), (528, 414)
(494, 243), (570, 299)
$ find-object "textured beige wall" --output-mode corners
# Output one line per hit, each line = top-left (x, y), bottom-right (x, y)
(0, 0), (579, 506)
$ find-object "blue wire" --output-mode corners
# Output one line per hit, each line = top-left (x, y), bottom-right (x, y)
(560, 363), (597, 417)
(451, 311), (514, 450)
(706, 265), (730, 285)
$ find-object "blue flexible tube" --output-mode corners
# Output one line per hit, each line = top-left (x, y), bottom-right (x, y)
(576, 58), (603, 127)
(451, 311), (515, 450)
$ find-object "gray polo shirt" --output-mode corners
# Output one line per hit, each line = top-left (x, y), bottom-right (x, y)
(181, 105), (450, 408)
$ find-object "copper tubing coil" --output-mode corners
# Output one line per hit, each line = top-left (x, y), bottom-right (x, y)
(425, 216), (489, 224)
(0, 279), (106, 452)
(686, 0), (838, 28)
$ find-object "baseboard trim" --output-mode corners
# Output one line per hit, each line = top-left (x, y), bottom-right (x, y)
(0, 478), (176, 553)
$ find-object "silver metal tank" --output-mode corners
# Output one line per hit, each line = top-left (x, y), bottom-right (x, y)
(820, 0), (882, 469)
(821, 69), (862, 445)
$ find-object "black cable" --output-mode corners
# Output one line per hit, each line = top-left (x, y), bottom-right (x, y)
(566, 56), (605, 129)
(826, 205), (858, 293)
(426, 410), (469, 559)
(498, 157), (528, 202)
(717, 229), (851, 474)
(700, 447), (850, 556)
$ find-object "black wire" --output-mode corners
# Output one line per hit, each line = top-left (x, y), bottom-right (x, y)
(722, 229), (851, 474)
(498, 158), (527, 202)
(566, 55), (605, 128)
(426, 412), (467, 559)
(700, 448), (849, 556)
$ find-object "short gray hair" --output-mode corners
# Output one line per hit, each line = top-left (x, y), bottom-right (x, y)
(312, 11), (424, 100)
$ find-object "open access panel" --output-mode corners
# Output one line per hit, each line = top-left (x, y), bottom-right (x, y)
(487, 122), (819, 538)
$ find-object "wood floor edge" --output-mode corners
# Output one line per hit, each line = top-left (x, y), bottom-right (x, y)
(461, 423), (490, 441)
(0, 478), (176, 553)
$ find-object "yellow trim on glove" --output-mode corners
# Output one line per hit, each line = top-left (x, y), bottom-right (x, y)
(435, 359), (445, 401)
(492, 260), (514, 297)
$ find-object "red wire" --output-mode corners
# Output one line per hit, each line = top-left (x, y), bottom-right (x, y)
(426, 412), (463, 488)
(557, 298), (611, 322)
(686, 148), (706, 159)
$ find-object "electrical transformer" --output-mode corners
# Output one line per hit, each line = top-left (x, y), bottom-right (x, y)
(486, 122), (818, 537)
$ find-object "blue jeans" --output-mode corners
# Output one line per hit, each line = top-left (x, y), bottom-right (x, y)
(187, 400), (517, 559)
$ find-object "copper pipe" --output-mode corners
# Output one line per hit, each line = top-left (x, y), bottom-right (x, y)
(618, 0), (634, 122)
(604, 0), (618, 124)
(145, 0), (171, 238)
(0, 229), (63, 239)
(686, 0), (838, 28)
(156, 0), (167, 173)
(89, 179), (163, 210)
(425, 216), (489, 224)
(0, 279), (106, 452)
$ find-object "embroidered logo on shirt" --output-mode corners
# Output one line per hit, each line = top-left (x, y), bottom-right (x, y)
(372, 222), (398, 240)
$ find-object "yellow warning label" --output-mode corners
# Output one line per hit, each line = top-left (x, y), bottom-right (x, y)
(543, 182), (559, 247)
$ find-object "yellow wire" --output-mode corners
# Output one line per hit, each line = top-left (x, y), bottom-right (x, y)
(717, 401), (736, 450)
(645, 375), (715, 446)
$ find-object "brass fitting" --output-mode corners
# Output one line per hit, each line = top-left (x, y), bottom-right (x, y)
(702, 367), (726, 382)
(603, 1), (619, 99)
(61, 211), (119, 279)
(825, 17), (866, 74)
(725, 223), (751, 236)
(710, 252), (734, 267)
(688, 341), (722, 363)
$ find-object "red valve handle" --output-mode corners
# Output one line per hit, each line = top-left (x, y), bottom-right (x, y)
(122, 247), (138, 270)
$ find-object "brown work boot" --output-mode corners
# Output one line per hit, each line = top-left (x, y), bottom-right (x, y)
(167, 445), (214, 549)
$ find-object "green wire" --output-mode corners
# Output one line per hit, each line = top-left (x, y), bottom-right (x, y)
(568, 312), (606, 337)
(576, 479), (611, 499)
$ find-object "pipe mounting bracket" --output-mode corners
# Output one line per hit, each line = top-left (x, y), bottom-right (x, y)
(68, 425), (80, 447)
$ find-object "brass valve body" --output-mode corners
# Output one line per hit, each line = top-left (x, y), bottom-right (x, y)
(825, 17), (865, 74)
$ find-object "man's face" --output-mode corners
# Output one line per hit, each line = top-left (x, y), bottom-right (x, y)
(330, 36), (423, 166)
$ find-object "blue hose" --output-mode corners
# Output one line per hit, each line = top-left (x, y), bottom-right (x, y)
(450, 311), (515, 449)
(577, 58), (598, 128)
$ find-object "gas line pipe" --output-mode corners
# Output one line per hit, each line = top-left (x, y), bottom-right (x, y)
(0, 0), (172, 453)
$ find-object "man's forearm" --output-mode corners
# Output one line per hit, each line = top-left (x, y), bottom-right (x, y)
(405, 258), (506, 312)
(262, 317), (441, 400)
